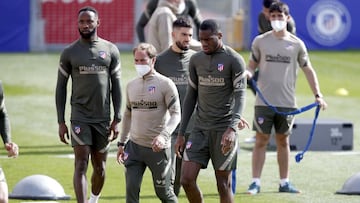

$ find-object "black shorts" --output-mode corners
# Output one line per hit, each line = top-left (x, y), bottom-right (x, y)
(253, 106), (296, 135)
(70, 121), (110, 152)
(183, 127), (238, 171)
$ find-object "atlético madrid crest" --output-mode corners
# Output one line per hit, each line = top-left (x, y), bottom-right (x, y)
(306, 0), (351, 46)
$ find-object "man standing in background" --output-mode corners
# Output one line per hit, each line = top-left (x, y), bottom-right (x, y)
(246, 2), (327, 195)
(154, 16), (196, 196)
(55, 6), (122, 203)
(136, 0), (202, 43)
(147, 0), (201, 53)
(258, 0), (296, 35)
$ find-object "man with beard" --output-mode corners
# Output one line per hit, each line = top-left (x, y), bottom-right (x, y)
(175, 19), (247, 203)
(55, 6), (122, 203)
(154, 17), (196, 196)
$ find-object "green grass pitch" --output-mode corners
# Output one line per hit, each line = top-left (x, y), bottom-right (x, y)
(0, 50), (359, 203)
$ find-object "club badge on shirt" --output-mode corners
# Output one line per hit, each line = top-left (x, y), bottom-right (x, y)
(217, 64), (224, 72)
(148, 86), (156, 94)
(186, 141), (192, 149)
(99, 51), (107, 59)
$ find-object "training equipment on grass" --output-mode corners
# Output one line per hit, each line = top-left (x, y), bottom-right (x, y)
(9, 174), (70, 200)
(336, 172), (360, 195)
(250, 79), (320, 163)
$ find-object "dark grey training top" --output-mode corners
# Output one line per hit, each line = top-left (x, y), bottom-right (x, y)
(0, 81), (11, 144)
(155, 47), (196, 134)
(55, 37), (122, 124)
(179, 45), (247, 134)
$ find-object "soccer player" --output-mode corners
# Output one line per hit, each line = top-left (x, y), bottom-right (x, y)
(136, 0), (202, 43)
(246, 2), (327, 195)
(154, 16), (196, 196)
(0, 81), (19, 203)
(55, 6), (122, 203)
(175, 19), (247, 203)
(117, 43), (181, 202)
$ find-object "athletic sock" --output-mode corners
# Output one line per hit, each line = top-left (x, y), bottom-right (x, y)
(88, 192), (100, 203)
(280, 178), (289, 187)
(252, 178), (261, 186)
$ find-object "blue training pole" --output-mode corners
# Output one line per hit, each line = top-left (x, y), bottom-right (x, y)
(232, 169), (236, 194)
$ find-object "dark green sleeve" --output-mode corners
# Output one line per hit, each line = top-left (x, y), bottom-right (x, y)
(178, 84), (197, 135)
(230, 84), (246, 130)
(55, 50), (70, 124)
(178, 58), (197, 135)
(110, 45), (122, 122)
(136, 0), (159, 42)
(0, 82), (11, 144)
(229, 53), (247, 130)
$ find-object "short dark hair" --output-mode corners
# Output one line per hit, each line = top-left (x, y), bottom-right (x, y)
(199, 19), (221, 35)
(78, 6), (98, 17)
(263, 0), (280, 9)
(173, 16), (192, 29)
(269, 2), (289, 15)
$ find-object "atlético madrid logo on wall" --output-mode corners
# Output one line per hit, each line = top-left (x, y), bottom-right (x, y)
(306, 0), (351, 46)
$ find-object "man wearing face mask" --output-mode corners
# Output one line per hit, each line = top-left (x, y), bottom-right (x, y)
(245, 2), (327, 195)
(245, 0), (297, 107)
(116, 43), (181, 202)
(147, 0), (201, 53)
(258, 0), (296, 35)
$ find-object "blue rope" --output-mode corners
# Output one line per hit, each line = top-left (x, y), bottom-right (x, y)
(294, 105), (320, 162)
(250, 79), (320, 163)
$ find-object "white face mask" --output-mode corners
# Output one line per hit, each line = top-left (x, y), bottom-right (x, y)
(135, 64), (151, 77)
(271, 20), (287, 32)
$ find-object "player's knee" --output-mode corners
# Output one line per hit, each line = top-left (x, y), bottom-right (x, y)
(154, 186), (176, 202)
(275, 135), (289, 148)
(93, 164), (105, 177)
(180, 176), (193, 189)
(75, 160), (89, 173)
(216, 180), (231, 194)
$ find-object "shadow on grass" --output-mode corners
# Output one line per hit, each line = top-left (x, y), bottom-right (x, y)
(100, 193), (220, 200)
(18, 144), (73, 156)
(240, 144), (277, 152)
(18, 144), (123, 156)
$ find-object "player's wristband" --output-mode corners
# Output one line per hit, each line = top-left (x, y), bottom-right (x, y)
(315, 93), (323, 98)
